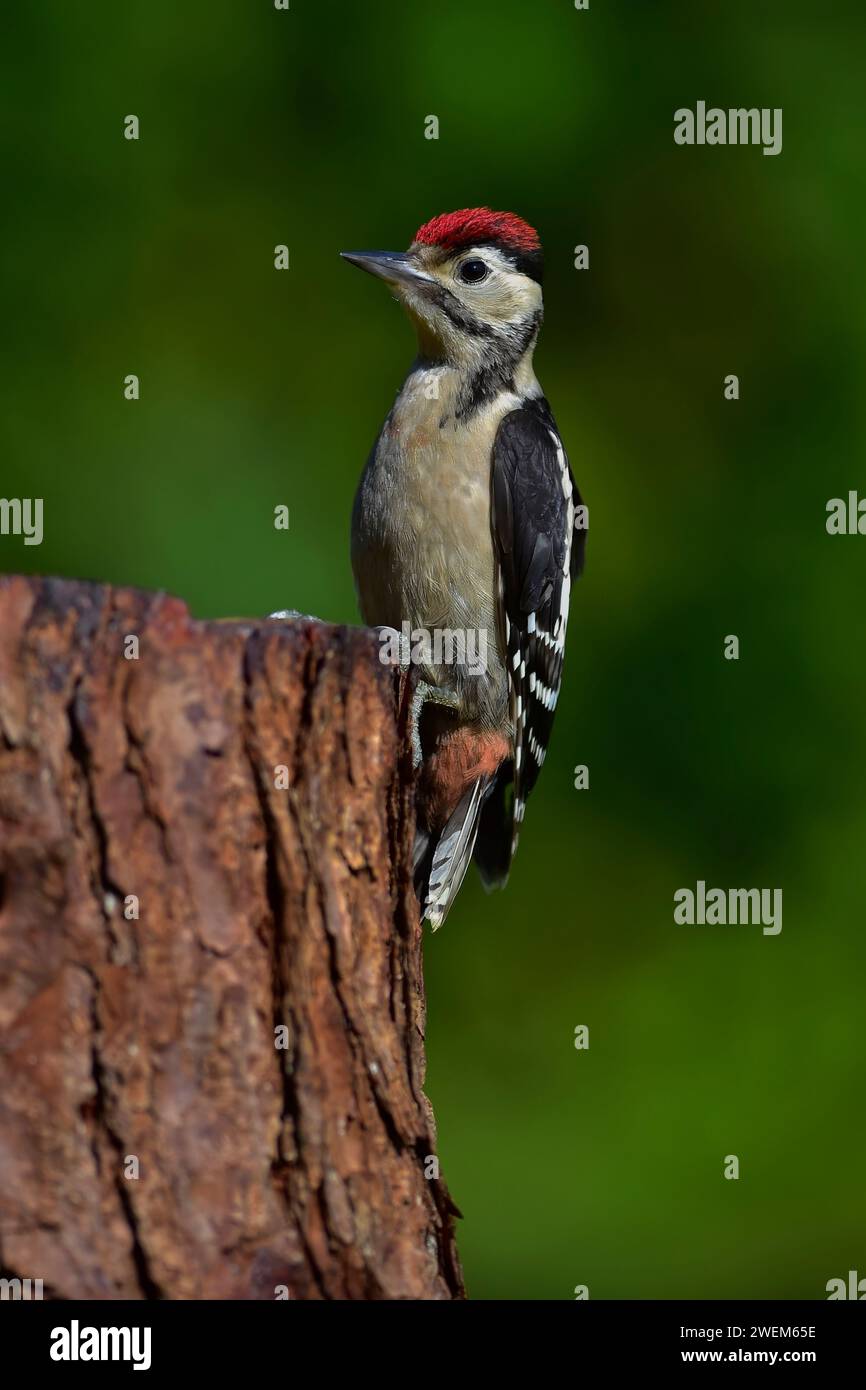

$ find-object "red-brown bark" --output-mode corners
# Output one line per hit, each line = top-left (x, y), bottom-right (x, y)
(0, 575), (463, 1300)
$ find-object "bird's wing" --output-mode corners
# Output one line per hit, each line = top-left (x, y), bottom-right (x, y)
(486, 396), (585, 864)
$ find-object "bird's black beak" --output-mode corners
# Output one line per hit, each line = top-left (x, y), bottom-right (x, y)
(340, 250), (436, 293)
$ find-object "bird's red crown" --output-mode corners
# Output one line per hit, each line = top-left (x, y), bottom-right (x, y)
(413, 207), (541, 255)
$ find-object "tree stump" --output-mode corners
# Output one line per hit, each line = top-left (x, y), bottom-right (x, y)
(0, 575), (464, 1300)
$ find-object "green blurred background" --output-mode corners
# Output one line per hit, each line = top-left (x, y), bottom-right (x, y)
(3, 1), (865, 1299)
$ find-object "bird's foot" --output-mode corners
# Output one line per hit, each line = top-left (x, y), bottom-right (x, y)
(268, 609), (327, 622)
(410, 680), (460, 770)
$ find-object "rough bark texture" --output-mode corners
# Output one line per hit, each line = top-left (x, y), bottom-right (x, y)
(0, 574), (463, 1300)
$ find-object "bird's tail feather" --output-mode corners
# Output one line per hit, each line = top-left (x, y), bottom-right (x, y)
(417, 775), (492, 930)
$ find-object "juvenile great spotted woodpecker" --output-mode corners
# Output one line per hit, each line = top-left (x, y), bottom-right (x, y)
(343, 208), (585, 928)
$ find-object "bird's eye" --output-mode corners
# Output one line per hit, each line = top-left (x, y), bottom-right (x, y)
(457, 258), (490, 284)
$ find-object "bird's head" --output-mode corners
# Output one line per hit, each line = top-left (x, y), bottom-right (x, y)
(341, 208), (544, 368)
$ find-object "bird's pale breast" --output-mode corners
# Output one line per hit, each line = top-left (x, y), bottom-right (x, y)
(351, 364), (515, 727)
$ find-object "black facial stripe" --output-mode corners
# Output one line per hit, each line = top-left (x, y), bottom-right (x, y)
(430, 285), (495, 338)
(453, 310), (542, 421)
(454, 359), (515, 421)
(510, 248), (543, 284)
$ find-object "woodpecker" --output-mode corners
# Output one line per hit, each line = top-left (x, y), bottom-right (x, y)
(343, 208), (585, 928)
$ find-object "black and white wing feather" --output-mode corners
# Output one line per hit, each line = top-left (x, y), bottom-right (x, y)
(488, 396), (585, 862)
